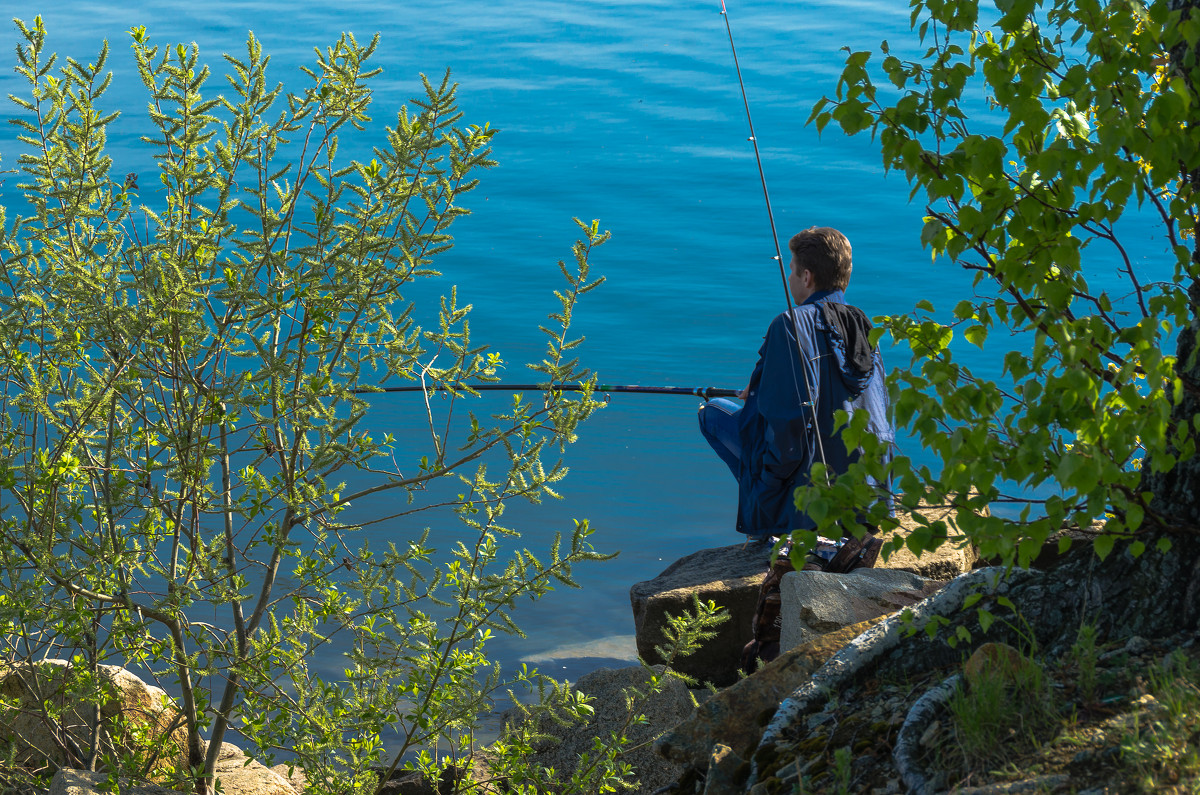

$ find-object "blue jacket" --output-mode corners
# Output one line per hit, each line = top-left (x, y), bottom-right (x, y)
(736, 289), (894, 538)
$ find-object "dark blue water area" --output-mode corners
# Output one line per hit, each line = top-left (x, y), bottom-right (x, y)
(0, 0), (1178, 700)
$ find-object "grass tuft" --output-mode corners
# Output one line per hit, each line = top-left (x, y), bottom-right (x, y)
(946, 645), (1061, 778)
(1071, 622), (1100, 707)
(1118, 650), (1200, 793)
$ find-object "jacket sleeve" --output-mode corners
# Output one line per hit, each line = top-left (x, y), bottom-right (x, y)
(749, 312), (819, 512)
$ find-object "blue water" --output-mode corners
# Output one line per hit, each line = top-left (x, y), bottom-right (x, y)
(1, 0), (1157, 690)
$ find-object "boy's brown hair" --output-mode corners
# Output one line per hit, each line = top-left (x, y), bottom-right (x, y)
(789, 227), (852, 291)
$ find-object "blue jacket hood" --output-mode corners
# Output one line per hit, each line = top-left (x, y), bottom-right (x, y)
(814, 290), (877, 398)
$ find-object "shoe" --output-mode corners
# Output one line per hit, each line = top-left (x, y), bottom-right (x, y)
(823, 536), (863, 574)
(856, 536), (883, 569)
(824, 533), (883, 574)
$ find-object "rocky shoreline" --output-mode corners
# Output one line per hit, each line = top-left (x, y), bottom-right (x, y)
(5, 509), (1185, 795)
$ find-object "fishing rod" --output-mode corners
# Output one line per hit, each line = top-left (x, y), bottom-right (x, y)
(718, 0), (831, 475)
(353, 383), (741, 400)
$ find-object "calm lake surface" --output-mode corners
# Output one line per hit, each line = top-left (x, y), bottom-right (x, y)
(0, 1), (1153, 687)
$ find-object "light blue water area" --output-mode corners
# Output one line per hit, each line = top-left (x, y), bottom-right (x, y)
(0, 0), (1165, 690)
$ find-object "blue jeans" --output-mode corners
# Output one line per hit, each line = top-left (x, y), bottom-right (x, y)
(698, 398), (742, 479)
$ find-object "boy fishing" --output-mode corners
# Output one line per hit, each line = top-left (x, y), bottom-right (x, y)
(697, 226), (895, 668)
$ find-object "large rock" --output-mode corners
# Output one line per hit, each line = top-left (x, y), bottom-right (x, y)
(50, 753), (297, 795)
(654, 616), (888, 771)
(50, 770), (183, 795)
(629, 507), (979, 688)
(209, 741), (297, 795)
(702, 744), (747, 795)
(880, 499), (980, 579)
(0, 660), (188, 778)
(510, 665), (695, 795)
(271, 768), (307, 795)
(272, 763), (308, 795)
(778, 568), (943, 652)
(629, 541), (773, 687)
(0, 658), (296, 795)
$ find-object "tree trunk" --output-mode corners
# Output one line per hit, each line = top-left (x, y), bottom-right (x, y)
(877, 533), (1200, 685)
(1144, 0), (1200, 528)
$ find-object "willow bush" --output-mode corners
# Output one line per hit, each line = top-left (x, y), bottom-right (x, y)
(0, 18), (707, 795)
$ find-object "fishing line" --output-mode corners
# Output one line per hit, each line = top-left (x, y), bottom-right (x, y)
(718, 0), (831, 477)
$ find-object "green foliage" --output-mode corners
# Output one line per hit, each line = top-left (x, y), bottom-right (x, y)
(1071, 621), (1100, 706)
(831, 745), (854, 795)
(796, 0), (1200, 562)
(0, 17), (666, 795)
(1119, 651), (1200, 791)
(947, 650), (1060, 777)
(479, 598), (727, 794)
(649, 594), (729, 687)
